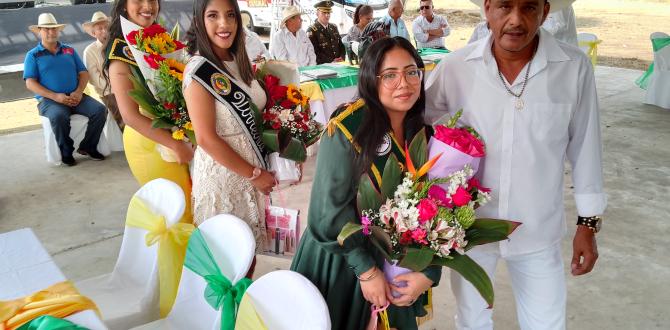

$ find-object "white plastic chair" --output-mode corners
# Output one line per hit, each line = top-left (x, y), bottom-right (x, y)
(76, 178), (186, 330)
(236, 270), (331, 330)
(577, 32), (601, 66)
(41, 114), (110, 165)
(131, 214), (256, 330)
(645, 32), (670, 109)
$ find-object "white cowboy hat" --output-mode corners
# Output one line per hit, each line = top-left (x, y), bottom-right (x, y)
(82, 11), (110, 36)
(470, 0), (575, 13)
(29, 13), (66, 34)
(281, 6), (302, 26)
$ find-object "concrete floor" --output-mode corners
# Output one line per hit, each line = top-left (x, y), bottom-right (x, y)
(0, 66), (668, 329)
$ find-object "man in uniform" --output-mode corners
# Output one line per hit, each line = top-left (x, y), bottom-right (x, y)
(308, 0), (345, 64)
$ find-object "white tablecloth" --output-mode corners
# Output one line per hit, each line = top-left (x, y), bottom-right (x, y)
(310, 85), (358, 125)
(0, 228), (108, 330)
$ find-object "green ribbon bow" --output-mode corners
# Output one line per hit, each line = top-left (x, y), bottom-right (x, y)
(184, 229), (252, 330)
(16, 316), (88, 330)
(636, 37), (670, 90)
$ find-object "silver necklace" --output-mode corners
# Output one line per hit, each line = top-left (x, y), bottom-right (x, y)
(497, 53), (535, 111)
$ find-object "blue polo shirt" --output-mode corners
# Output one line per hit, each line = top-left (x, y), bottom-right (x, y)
(23, 42), (87, 100)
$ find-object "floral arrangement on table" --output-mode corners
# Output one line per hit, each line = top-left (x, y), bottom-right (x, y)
(120, 16), (195, 157)
(254, 69), (322, 163)
(338, 111), (520, 306)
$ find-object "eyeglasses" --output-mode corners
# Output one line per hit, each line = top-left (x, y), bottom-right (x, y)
(377, 68), (424, 89)
(420, 5), (432, 10)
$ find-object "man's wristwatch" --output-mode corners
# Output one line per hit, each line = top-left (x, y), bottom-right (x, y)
(577, 216), (602, 233)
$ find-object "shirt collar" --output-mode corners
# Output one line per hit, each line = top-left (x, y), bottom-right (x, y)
(37, 41), (63, 54)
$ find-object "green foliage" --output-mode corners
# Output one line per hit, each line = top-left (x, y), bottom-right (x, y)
(398, 247), (435, 271)
(408, 127), (428, 172)
(357, 174), (383, 213)
(381, 154), (403, 199)
(432, 253), (495, 307)
(465, 218), (521, 250)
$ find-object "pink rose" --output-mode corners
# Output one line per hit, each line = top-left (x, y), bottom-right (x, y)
(434, 125), (485, 157)
(428, 185), (453, 208)
(451, 187), (472, 207)
(411, 228), (428, 245)
(417, 198), (438, 223)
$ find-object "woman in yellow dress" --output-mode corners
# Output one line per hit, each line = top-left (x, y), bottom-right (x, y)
(105, 0), (193, 223)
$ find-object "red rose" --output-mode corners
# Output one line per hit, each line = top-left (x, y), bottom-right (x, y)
(143, 24), (166, 37)
(417, 198), (438, 223)
(434, 125), (485, 157)
(269, 85), (288, 102)
(174, 40), (185, 50)
(451, 187), (472, 207)
(280, 99), (294, 109)
(126, 30), (138, 45)
(399, 230), (413, 245)
(467, 177), (491, 193)
(272, 122), (281, 130)
(144, 54), (165, 69)
(264, 74), (280, 90)
(164, 102), (177, 110)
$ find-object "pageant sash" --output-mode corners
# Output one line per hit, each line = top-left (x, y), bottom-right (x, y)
(191, 58), (267, 168)
(15, 316), (87, 330)
(183, 229), (253, 330)
(125, 195), (194, 317)
(233, 295), (267, 330)
(0, 281), (99, 330)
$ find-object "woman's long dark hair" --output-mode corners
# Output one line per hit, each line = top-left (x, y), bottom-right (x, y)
(354, 37), (426, 173)
(185, 0), (254, 85)
(353, 4), (373, 25)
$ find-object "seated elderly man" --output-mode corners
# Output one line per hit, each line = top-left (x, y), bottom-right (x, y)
(382, 0), (409, 40)
(24, 13), (107, 166)
(412, 0), (450, 49)
(270, 6), (316, 67)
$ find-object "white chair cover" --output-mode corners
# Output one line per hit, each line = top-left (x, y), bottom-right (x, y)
(131, 214), (256, 330)
(76, 178), (186, 330)
(577, 32), (597, 54)
(104, 111), (125, 152)
(241, 270), (330, 330)
(40, 112), (119, 164)
(645, 32), (670, 109)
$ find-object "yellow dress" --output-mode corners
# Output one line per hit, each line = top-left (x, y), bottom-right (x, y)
(122, 124), (193, 224)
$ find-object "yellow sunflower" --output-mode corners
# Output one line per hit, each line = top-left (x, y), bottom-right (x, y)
(172, 129), (185, 140)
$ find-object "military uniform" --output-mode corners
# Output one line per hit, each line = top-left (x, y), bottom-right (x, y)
(308, 1), (345, 64)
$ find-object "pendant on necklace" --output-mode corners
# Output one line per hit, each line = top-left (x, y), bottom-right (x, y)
(515, 98), (524, 111)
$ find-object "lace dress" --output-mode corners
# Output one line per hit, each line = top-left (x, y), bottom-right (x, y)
(184, 56), (268, 252)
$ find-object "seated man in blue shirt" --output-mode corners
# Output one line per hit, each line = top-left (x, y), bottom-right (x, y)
(24, 13), (107, 166)
(382, 0), (410, 40)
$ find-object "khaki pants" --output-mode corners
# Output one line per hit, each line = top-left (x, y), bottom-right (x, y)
(101, 93), (125, 131)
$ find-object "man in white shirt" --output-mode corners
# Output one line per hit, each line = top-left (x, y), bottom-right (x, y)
(270, 6), (317, 67)
(542, 4), (578, 47)
(382, 0), (409, 41)
(425, 1), (606, 329)
(83, 11), (123, 130)
(412, 0), (450, 49)
(245, 27), (270, 63)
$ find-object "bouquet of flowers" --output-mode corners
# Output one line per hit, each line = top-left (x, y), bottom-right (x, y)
(120, 16), (195, 160)
(428, 110), (485, 182)
(338, 127), (520, 307)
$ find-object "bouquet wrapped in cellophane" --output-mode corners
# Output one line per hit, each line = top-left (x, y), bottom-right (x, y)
(120, 16), (195, 161)
(338, 125), (520, 307)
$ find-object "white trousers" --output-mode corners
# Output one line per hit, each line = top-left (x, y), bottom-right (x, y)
(450, 242), (566, 330)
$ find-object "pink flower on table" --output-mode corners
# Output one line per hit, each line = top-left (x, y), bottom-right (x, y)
(428, 185), (453, 207)
(417, 198), (438, 224)
(451, 186), (472, 207)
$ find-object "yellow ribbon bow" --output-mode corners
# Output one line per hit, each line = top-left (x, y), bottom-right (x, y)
(0, 281), (100, 330)
(234, 295), (268, 330)
(125, 195), (195, 317)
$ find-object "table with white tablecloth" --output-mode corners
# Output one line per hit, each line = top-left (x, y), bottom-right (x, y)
(0, 228), (108, 330)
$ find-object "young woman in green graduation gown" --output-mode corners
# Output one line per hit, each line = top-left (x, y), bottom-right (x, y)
(290, 37), (441, 329)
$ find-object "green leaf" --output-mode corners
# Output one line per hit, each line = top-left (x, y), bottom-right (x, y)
(278, 135), (307, 162)
(408, 127), (428, 171)
(398, 247), (434, 272)
(432, 253), (495, 307)
(357, 174), (383, 213)
(380, 154), (402, 199)
(262, 130), (281, 153)
(337, 222), (363, 246)
(465, 218), (521, 250)
(170, 22), (181, 41)
(185, 130), (197, 146)
(369, 226), (393, 255)
(151, 118), (174, 129)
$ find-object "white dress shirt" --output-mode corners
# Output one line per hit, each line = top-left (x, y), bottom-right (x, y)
(245, 28), (270, 63)
(542, 6), (578, 47)
(425, 29), (607, 256)
(83, 39), (109, 96)
(412, 15), (450, 49)
(382, 15), (410, 41)
(270, 27), (316, 67)
(468, 21), (490, 44)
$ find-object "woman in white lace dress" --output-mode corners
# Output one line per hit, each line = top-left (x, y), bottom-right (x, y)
(183, 0), (276, 256)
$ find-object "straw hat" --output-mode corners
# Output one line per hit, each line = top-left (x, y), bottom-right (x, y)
(29, 13), (66, 34)
(470, 0), (575, 13)
(281, 6), (302, 26)
(83, 11), (110, 36)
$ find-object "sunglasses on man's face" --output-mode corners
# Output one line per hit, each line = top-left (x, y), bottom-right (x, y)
(420, 5), (431, 10)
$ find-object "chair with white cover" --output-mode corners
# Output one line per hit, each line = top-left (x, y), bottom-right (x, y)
(235, 270), (331, 330)
(41, 114), (111, 164)
(577, 32), (602, 66)
(131, 214), (256, 330)
(645, 32), (670, 109)
(76, 178), (187, 330)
